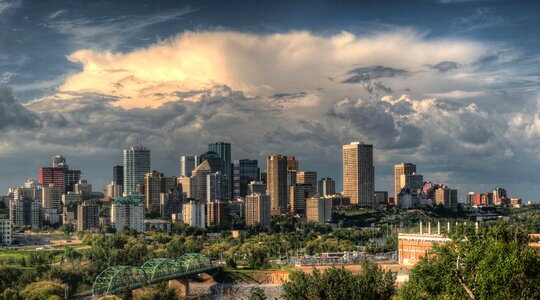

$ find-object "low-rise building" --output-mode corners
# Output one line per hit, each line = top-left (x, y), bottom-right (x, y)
(144, 220), (172, 232)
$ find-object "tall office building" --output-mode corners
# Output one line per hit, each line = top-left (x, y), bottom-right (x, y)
(492, 188), (508, 206)
(178, 176), (192, 198)
(113, 166), (124, 186)
(39, 167), (65, 195)
(9, 197), (41, 228)
(191, 161), (213, 202)
(52, 155), (67, 168)
(400, 174), (424, 192)
(207, 172), (226, 202)
(342, 142), (375, 207)
(208, 142), (232, 199)
(289, 184), (310, 214)
(111, 197), (145, 232)
(394, 163), (417, 202)
(180, 155), (197, 177)
(42, 184), (61, 209)
(145, 171), (178, 209)
(286, 156), (299, 171)
(123, 145), (151, 196)
(374, 191), (389, 205)
(266, 154), (289, 215)
(306, 196), (332, 223)
(233, 159), (259, 199)
(297, 171), (317, 198)
(182, 200), (205, 228)
(318, 177), (336, 196)
(245, 193), (271, 227)
(248, 181), (266, 195)
(77, 202), (99, 231)
(64, 169), (82, 193)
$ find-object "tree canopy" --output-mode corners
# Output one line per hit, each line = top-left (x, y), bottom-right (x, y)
(400, 222), (540, 300)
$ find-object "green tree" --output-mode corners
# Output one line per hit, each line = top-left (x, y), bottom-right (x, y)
(248, 287), (267, 300)
(400, 222), (540, 300)
(19, 281), (67, 300)
(60, 222), (75, 234)
(283, 261), (395, 300)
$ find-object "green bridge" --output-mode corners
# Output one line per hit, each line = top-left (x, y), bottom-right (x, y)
(93, 253), (218, 297)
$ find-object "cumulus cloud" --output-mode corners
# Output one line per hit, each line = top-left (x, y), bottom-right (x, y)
(0, 86), (39, 129)
(1, 29), (538, 199)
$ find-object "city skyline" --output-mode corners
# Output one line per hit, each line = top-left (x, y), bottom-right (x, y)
(1, 1), (540, 200)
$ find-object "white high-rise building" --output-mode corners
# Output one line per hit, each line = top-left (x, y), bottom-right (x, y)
(342, 142), (375, 207)
(180, 155), (198, 177)
(111, 197), (145, 232)
(123, 145), (150, 196)
(9, 197), (41, 228)
(182, 200), (205, 228)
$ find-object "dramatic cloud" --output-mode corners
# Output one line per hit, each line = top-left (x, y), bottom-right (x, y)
(0, 86), (39, 129)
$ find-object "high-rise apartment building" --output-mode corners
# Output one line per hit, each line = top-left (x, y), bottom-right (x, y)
(374, 191), (389, 205)
(306, 196), (332, 223)
(180, 155), (197, 177)
(160, 189), (184, 220)
(145, 171), (177, 209)
(77, 202), (99, 231)
(182, 200), (205, 228)
(233, 159), (259, 199)
(9, 197), (41, 228)
(289, 184), (310, 214)
(111, 197), (145, 232)
(394, 163), (417, 202)
(297, 171), (317, 198)
(318, 177), (336, 196)
(123, 145), (151, 196)
(206, 201), (229, 227)
(245, 193), (271, 227)
(435, 186), (458, 211)
(208, 142), (232, 199)
(266, 154), (289, 215)
(0, 220), (12, 246)
(42, 184), (61, 209)
(342, 142), (375, 207)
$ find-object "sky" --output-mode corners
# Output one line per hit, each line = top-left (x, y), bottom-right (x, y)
(1, 0), (540, 201)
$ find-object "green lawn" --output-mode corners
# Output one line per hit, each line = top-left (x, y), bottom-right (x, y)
(0, 249), (64, 264)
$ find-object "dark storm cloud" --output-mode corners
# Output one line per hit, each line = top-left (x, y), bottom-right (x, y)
(429, 61), (460, 73)
(342, 66), (410, 84)
(0, 86), (39, 129)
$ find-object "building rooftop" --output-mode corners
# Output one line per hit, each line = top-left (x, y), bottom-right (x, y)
(112, 197), (142, 205)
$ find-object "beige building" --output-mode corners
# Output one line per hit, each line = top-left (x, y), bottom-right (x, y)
(342, 142), (375, 207)
(182, 200), (205, 228)
(266, 155), (288, 215)
(77, 202), (99, 231)
(289, 184), (310, 214)
(297, 171), (317, 198)
(191, 161), (213, 202)
(245, 193), (271, 227)
(306, 196), (332, 223)
(435, 185), (458, 211)
(394, 163), (416, 203)
(42, 184), (61, 209)
(178, 176), (192, 198)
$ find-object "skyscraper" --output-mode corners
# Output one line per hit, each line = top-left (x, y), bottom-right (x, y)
(232, 159), (259, 198)
(191, 161), (213, 202)
(180, 155), (197, 177)
(9, 197), (41, 228)
(289, 184), (310, 214)
(77, 201), (99, 231)
(394, 163), (416, 202)
(208, 142), (232, 199)
(342, 142), (375, 207)
(318, 177), (336, 196)
(435, 186), (458, 211)
(306, 196), (332, 223)
(39, 167), (65, 194)
(182, 200), (205, 228)
(266, 154), (288, 215)
(42, 184), (61, 209)
(52, 155), (67, 168)
(207, 172), (226, 202)
(123, 145), (151, 196)
(113, 166), (124, 186)
(297, 171), (317, 198)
